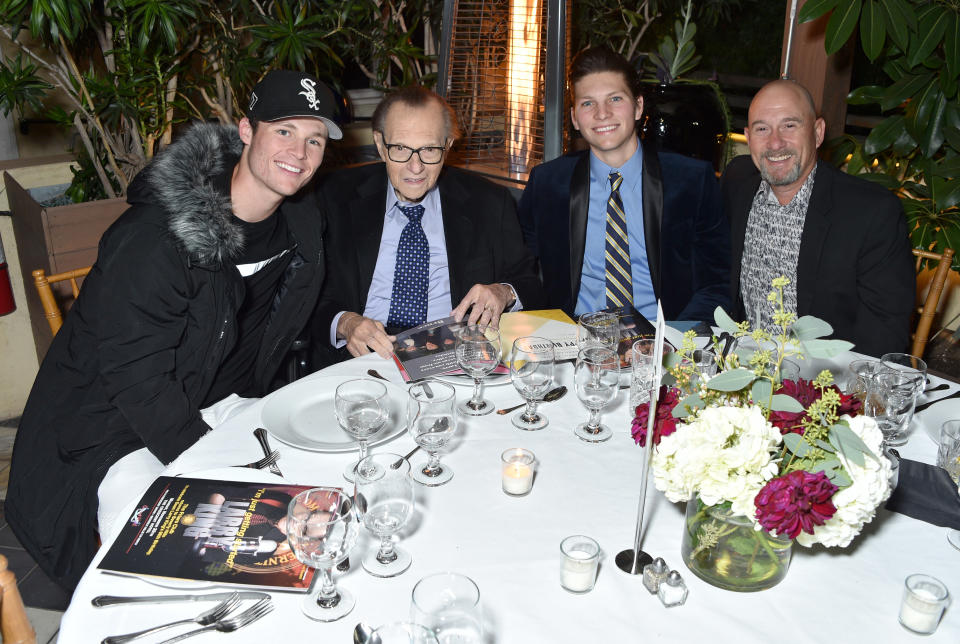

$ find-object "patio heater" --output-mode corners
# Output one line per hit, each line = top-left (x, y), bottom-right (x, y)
(437, 0), (570, 181)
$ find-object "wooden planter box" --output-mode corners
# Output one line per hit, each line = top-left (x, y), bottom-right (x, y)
(4, 172), (127, 359)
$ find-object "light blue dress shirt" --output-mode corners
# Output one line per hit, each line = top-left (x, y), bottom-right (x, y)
(575, 141), (656, 319)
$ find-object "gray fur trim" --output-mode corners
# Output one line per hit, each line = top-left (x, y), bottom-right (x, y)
(147, 122), (245, 264)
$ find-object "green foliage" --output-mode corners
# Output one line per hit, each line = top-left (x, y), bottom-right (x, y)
(0, 53), (51, 115)
(805, 0), (960, 270)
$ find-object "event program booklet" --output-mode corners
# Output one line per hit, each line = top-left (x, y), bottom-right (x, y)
(98, 477), (319, 591)
(499, 309), (579, 360)
(604, 305), (656, 367)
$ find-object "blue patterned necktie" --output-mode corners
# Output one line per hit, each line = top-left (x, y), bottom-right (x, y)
(605, 171), (633, 307)
(387, 204), (429, 329)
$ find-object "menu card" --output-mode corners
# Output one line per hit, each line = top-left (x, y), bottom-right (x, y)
(98, 477), (319, 591)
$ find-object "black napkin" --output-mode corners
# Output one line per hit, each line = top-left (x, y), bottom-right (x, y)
(886, 458), (960, 530)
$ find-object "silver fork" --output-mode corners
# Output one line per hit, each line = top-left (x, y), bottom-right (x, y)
(101, 593), (241, 643)
(233, 450), (280, 470)
(156, 598), (274, 643)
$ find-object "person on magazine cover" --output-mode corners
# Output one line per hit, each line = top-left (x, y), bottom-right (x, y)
(6, 70), (339, 591)
(312, 86), (544, 363)
(517, 47), (730, 322)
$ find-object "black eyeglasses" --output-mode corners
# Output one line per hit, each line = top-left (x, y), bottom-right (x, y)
(383, 142), (447, 164)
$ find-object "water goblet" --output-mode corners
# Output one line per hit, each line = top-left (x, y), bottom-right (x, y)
(410, 572), (483, 643)
(407, 381), (457, 486)
(336, 379), (390, 482)
(508, 336), (556, 431)
(455, 324), (501, 416)
(937, 420), (960, 552)
(864, 370), (921, 447)
(573, 346), (620, 443)
(286, 487), (359, 622)
(354, 452), (416, 577)
(577, 311), (619, 350)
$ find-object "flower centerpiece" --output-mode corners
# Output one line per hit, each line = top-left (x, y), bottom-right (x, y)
(633, 278), (892, 591)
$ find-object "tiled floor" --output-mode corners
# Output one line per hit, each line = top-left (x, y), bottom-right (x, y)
(0, 416), (65, 644)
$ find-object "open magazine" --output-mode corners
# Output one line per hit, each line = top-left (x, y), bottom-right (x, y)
(98, 477), (321, 591)
(602, 305), (656, 367)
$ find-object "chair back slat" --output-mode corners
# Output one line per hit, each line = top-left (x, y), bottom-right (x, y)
(31, 266), (92, 336)
(911, 247), (955, 358)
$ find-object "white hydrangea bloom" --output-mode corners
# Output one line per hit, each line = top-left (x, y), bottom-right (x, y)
(652, 405), (781, 516)
(796, 415), (892, 547)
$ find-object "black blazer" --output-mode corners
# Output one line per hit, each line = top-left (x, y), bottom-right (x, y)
(311, 162), (544, 363)
(722, 155), (914, 358)
(517, 143), (730, 321)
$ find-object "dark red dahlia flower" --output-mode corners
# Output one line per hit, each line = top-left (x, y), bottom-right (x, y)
(631, 386), (680, 447)
(754, 470), (838, 539)
(770, 378), (863, 436)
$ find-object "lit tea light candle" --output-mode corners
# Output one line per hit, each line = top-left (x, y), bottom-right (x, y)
(899, 574), (949, 635)
(501, 448), (535, 496)
(559, 535), (600, 593)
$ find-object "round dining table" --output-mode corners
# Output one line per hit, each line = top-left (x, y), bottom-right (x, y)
(58, 337), (960, 643)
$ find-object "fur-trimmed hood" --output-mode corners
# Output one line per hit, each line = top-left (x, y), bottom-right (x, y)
(127, 122), (245, 266)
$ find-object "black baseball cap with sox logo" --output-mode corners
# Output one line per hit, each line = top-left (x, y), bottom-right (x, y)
(247, 70), (343, 140)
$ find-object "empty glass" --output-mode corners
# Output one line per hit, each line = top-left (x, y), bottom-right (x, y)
(864, 370), (922, 447)
(454, 324), (501, 416)
(410, 573), (483, 643)
(573, 346), (620, 443)
(336, 379), (390, 482)
(407, 381), (457, 486)
(577, 311), (619, 350)
(354, 453), (416, 577)
(846, 359), (882, 402)
(508, 336), (556, 431)
(629, 339), (673, 410)
(938, 420), (960, 552)
(286, 487), (359, 622)
(880, 353), (926, 435)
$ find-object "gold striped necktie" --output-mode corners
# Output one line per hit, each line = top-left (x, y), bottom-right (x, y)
(604, 171), (632, 307)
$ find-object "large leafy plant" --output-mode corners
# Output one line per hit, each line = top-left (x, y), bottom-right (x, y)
(800, 0), (960, 270)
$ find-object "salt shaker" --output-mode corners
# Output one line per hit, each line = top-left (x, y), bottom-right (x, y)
(657, 570), (688, 607)
(642, 557), (669, 594)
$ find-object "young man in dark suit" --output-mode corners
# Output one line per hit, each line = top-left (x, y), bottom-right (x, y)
(517, 46), (730, 322)
(723, 79), (913, 357)
(313, 86), (543, 361)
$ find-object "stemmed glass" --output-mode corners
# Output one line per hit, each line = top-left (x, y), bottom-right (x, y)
(410, 572), (483, 643)
(577, 311), (619, 350)
(407, 381), (457, 486)
(508, 336), (556, 431)
(336, 379), (390, 483)
(937, 420), (960, 552)
(573, 346), (620, 443)
(286, 487), (359, 622)
(354, 453), (416, 577)
(455, 324), (501, 416)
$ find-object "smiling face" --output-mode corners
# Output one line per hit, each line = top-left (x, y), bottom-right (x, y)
(745, 81), (825, 204)
(374, 100), (450, 204)
(570, 70), (643, 168)
(235, 116), (327, 219)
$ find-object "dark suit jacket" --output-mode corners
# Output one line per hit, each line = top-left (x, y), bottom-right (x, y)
(722, 155), (914, 358)
(312, 162), (544, 364)
(517, 144), (730, 321)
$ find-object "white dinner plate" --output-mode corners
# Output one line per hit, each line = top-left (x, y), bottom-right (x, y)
(920, 392), (960, 446)
(261, 375), (408, 452)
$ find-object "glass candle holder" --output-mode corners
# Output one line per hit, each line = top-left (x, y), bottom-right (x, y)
(501, 448), (535, 496)
(899, 574), (949, 635)
(559, 535), (600, 593)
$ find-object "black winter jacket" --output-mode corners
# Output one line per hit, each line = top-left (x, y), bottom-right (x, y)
(5, 123), (325, 591)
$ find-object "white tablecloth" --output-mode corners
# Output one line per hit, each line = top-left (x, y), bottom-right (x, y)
(60, 347), (960, 643)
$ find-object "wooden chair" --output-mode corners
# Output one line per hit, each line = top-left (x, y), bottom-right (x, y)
(32, 266), (91, 336)
(0, 554), (37, 644)
(911, 247), (955, 359)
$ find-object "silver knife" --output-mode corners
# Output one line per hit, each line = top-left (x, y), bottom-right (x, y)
(92, 591), (269, 607)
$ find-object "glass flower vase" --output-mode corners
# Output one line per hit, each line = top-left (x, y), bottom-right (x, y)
(681, 495), (792, 592)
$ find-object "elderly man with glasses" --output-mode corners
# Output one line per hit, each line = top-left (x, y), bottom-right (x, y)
(312, 86), (543, 362)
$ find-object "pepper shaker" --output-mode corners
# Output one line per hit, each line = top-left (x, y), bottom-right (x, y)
(642, 557), (669, 594)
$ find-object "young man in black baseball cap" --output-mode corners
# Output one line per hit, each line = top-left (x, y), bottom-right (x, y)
(5, 70), (339, 591)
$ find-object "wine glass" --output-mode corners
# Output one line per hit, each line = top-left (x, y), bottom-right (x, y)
(508, 336), (556, 431)
(286, 487), (359, 622)
(577, 311), (619, 350)
(455, 324), (501, 416)
(937, 421), (960, 551)
(354, 452), (416, 577)
(407, 381), (457, 486)
(573, 346), (620, 443)
(410, 572), (483, 643)
(336, 378), (390, 483)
